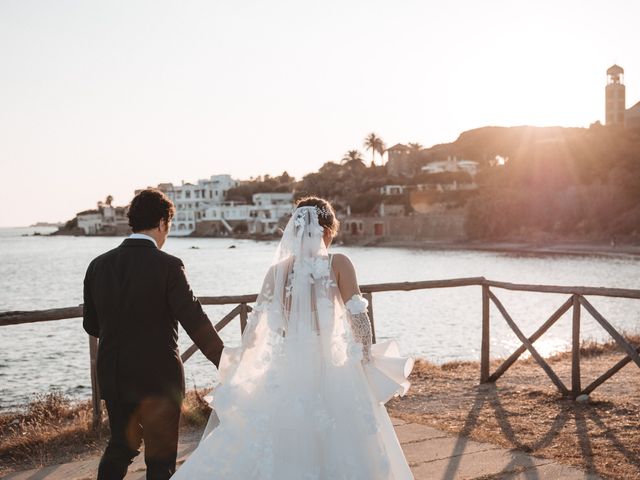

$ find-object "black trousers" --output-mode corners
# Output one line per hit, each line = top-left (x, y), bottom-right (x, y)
(97, 396), (182, 480)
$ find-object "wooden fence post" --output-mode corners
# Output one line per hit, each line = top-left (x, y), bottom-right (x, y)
(480, 284), (490, 383)
(571, 295), (582, 398)
(363, 292), (376, 344)
(88, 335), (102, 430)
(239, 303), (248, 334)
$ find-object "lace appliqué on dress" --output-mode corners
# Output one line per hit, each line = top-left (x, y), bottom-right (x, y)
(345, 294), (372, 363)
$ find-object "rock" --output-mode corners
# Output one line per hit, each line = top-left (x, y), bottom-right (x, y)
(576, 394), (590, 403)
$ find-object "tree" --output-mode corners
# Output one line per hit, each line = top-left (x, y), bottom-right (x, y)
(408, 142), (423, 152)
(105, 195), (113, 206)
(341, 149), (364, 164)
(363, 133), (386, 166)
(279, 171), (293, 184)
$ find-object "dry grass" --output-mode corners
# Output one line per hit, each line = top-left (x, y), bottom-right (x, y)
(0, 389), (213, 476)
(546, 333), (640, 361)
(0, 393), (106, 475)
(388, 336), (640, 480)
(180, 388), (214, 428)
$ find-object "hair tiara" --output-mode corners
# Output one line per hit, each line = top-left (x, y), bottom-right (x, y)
(295, 205), (331, 219)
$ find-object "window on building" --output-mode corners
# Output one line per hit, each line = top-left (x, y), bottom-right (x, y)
(186, 191), (191, 199)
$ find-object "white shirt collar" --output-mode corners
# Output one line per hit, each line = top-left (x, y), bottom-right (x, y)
(128, 233), (158, 248)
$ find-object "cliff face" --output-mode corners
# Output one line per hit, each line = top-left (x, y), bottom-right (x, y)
(434, 125), (640, 240)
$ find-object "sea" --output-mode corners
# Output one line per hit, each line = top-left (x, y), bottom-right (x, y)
(1, 226), (639, 410)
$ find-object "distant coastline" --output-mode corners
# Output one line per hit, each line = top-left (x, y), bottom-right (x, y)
(10, 227), (640, 258)
(29, 222), (63, 228)
(367, 238), (640, 259)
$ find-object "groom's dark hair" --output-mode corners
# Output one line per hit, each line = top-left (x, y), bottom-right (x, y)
(127, 188), (176, 232)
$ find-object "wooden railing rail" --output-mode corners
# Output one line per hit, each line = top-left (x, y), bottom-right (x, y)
(483, 280), (640, 299)
(1, 276), (639, 430)
(0, 306), (84, 326)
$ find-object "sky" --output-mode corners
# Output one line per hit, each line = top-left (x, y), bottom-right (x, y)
(1, 0), (639, 226)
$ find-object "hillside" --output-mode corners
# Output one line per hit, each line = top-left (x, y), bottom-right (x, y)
(415, 125), (640, 240)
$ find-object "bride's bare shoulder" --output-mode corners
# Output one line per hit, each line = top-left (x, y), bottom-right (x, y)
(331, 253), (356, 276)
(331, 252), (352, 266)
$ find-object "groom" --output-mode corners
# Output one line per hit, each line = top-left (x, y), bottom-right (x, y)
(83, 188), (224, 480)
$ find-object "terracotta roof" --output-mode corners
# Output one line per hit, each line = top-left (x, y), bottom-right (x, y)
(607, 64), (624, 75)
(388, 143), (409, 150)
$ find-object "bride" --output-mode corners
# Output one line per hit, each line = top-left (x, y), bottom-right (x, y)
(172, 197), (414, 479)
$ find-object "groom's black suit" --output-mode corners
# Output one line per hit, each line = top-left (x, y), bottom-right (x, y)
(83, 237), (224, 480)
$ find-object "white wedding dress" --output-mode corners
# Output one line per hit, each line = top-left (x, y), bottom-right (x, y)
(172, 207), (414, 479)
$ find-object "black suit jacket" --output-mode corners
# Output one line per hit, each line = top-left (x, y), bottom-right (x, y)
(82, 238), (224, 403)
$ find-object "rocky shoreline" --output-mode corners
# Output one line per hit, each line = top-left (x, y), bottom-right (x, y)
(345, 238), (640, 258)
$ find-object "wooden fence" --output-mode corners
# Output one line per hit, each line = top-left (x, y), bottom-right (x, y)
(1, 277), (639, 429)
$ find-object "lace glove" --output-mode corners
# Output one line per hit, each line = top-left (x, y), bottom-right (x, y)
(345, 295), (372, 363)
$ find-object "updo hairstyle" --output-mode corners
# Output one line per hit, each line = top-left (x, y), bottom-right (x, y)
(295, 196), (340, 237)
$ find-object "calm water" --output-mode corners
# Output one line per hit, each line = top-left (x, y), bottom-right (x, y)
(1, 227), (639, 410)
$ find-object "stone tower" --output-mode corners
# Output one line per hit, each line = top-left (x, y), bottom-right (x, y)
(605, 64), (625, 126)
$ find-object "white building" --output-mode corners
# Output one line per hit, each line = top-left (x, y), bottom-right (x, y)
(202, 192), (294, 235)
(76, 202), (129, 235)
(77, 210), (102, 235)
(421, 156), (479, 176)
(250, 193), (294, 233)
(379, 185), (405, 195)
(158, 175), (239, 236)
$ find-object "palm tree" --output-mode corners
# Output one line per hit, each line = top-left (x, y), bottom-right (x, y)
(341, 150), (367, 176)
(363, 133), (386, 166)
(408, 142), (423, 152)
(341, 149), (364, 164)
(105, 195), (114, 206)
